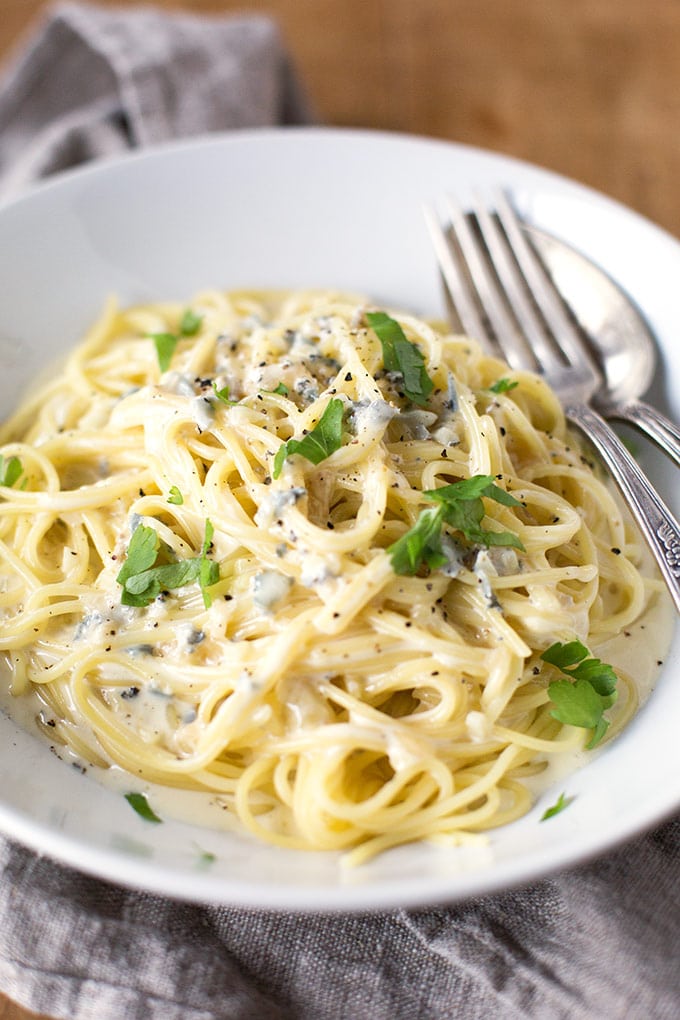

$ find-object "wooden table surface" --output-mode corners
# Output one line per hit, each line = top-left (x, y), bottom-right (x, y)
(1, 1), (680, 1017)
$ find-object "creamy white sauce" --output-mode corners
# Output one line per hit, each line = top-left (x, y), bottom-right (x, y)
(190, 395), (215, 432)
(0, 580), (672, 835)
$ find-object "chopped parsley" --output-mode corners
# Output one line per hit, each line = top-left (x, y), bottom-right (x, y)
(0, 454), (23, 488)
(365, 311), (434, 406)
(197, 520), (219, 607)
(540, 791), (574, 821)
(273, 398), (344, 479)
(212, 382), (238, 405)
(167, 485), (184, 505)
(388, 474), (524, 576)
(150, 332), (178, 373)
(541, 640), (618, 748)
(124, 792), (162, 824)
(196, 847), (217, 866)
(265, 382), (289, 396)
(117, 520), (219, 608)
(489, 377), (518, 394)
(180, 308), (203, 336)
(148, 310), (202, 372)
(388, 506), (449, 576)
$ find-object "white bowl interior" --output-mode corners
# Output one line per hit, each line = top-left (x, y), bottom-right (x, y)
(0, 128), (677, 910)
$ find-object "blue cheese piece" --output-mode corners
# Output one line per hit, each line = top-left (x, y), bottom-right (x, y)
(440, 536), (466, 578)
(349, 398), (398, 436)
(473, 549), (500, 607)
(252, 570), (293, 611)
(398, 408), (438, 440)
(255, 487), (306, 528)
(300, 552), (340, 587)
(190, 395), (215, 432)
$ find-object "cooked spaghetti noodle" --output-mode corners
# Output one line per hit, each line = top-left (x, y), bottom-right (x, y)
(0, 290), (663, 864)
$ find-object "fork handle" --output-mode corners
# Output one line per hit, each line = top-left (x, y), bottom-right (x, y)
(605, 399), (680, 469)
(566, 402), (680, 614)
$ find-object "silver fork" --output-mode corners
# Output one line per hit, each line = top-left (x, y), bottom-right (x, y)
(425, 191), (680, 613)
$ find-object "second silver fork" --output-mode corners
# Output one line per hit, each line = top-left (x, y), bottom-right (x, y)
(426, 192), (680, 614)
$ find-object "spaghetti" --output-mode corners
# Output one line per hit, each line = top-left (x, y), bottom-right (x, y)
(0, 290), (663, 863)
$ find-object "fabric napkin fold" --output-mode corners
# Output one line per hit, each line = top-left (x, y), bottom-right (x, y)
(0, 4), (678, 1020)
(0, 0), (312, 197)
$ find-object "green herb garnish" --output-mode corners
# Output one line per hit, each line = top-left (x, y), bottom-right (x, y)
(541, 639), (618, 748)
(365, 311), (434, 406)
(167, 485), (184, 505)
(387, 507), (449, 576)
(0, 454), (23, 488)
(149, 310), (202, 371)
(180, 308), (203, 336)
(197, 519), (219, 608)
(388, 474), (524, 576)
(197, 848), (217, 866)
(540, 791), (574, 821)
(212, 382), (238, 406)
(116, 524), (160, 591)
(116, 521), (219, 608)
(273, 398), (344, 479)
(265, 382), (289, 396)
(425, 476), (523, 546)
(150, 332), (179, 373)
(124, 792), (162, 824)
(489, 377), (518, 394)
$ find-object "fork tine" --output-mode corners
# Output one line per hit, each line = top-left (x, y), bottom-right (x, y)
(425, 201), (530, 371)
(426, 190), (680, 615)
(423, 204), (487, 344)
(443, 199), (531, 371)
(492, 190), (601, 375)
(472, 200), (562, 375)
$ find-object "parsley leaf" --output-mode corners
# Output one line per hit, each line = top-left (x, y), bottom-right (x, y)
(116, 521), (219, 608)
(548, 678), (604, 728)
(0, 454), (23, 488)
(425, 475), (520, 507)
(116, 524), (160, 590)
(212, 382), (238, 406)
(541, 639), (589, 670)
(150, 332), (179, 373)
(180, 308), (203, 336)
(196, 847), (217, 867)
(425, 475), (524, 550)
(489, 377), (518, 393)
(388, 474), (523, 575)
(541, 640), (619, 748)
(387, 506), (449, 576)
(540, 792), (574, 821)
(124, 558), (202, 598)
(167, 485), (184, 505)
(198, 519), (220, 608)
(125, 792), (162, 823)
(366, 311), (434, 406)
(273, 398), (344, 479)
(264, 382), (289, 396)
(149, 311), (201, 371)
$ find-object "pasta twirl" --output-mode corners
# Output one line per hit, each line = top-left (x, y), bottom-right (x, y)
(0, 290), (663, 864)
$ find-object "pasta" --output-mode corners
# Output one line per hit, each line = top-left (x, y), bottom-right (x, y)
(0, 289), (664, 864)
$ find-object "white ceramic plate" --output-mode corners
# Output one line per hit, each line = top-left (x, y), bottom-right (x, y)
(0, 128), (678, 910)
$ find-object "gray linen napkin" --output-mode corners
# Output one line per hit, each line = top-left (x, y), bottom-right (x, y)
(0, 5), (679, 1020)
(0, 0), (312, 197)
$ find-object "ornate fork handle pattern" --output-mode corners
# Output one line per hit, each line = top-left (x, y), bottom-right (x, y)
(567, 401), (680, 607)
(607, 400), (680, 468)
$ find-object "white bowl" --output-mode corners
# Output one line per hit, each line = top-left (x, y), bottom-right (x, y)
(0, 127), (678, 910)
